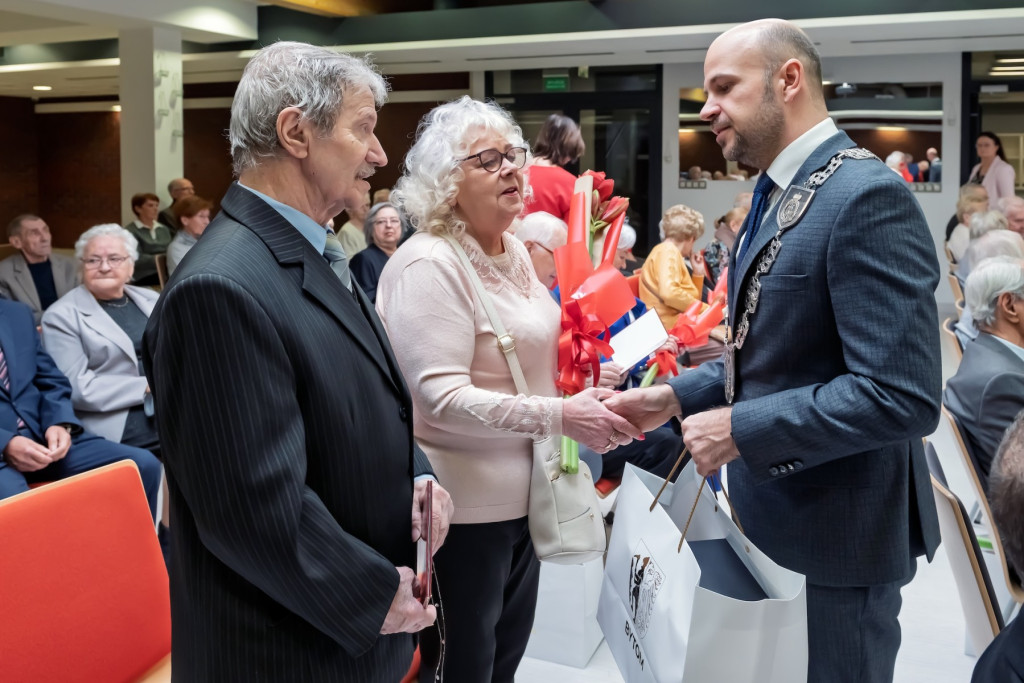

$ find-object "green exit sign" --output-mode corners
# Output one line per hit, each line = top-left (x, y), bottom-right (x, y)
(543, 75), (569, 92)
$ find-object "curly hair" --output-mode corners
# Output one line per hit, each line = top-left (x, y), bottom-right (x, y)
(660, 204), (705, 242)
(391, 96), (529, 238)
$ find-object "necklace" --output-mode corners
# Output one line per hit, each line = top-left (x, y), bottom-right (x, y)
(99, 295), (130, 308)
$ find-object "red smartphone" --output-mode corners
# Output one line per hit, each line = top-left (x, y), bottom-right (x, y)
(416, 480), (433, 606)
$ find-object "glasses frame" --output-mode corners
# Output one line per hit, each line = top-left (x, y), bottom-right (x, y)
(81, 255), (130, 269)
(458, 146), (527, 173)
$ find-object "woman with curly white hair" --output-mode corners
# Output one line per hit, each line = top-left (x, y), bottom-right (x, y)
(376, 96), (640, 682)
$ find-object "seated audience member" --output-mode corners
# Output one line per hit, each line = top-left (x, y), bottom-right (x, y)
(41, 225), (161, 461)
(0, 214), (77, 324)
(944, 256), (1024, 490)
(338, 190), (370, 257)
(734, 191), (753, 211)
(916, 159), (930, 182)
(955, 231), (1024, 348)
(0, 296), (160, 515)
(971, 409), (1024, 682)
(885, 151), (913, 182)
(687, 165), (703, 181)
(350, 202), (402, 303)
(957, 212), (1015, 284)
(946, 183), (988, 243)
(712, 170), (725, 180)
(999, 196), (1024, 238)
(949, 191), (992, 262)
(639, 204), (722, 364)
(515, 211), (567, 289)
(704, 206), (748, 284)
(158, 177), (195, 233)
(124, 192), (172, 286)
(372, 188), (391, 205)
(166, 195), (212, 275)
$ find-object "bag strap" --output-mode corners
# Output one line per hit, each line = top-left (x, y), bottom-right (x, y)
(443, 234), (531, 397)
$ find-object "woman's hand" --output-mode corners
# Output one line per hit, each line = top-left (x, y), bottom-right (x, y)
(562, 387), (644, 453)
(597, 362), (626, 389)
(690, 250), (706, 277)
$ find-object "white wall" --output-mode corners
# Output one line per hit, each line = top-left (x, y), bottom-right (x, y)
(660, 53), (961, 305)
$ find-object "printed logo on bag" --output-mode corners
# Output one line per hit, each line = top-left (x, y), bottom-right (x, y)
(628, 541), (664, 638)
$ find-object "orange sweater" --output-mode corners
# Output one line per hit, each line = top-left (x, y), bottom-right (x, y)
(638, 241), (706, 331)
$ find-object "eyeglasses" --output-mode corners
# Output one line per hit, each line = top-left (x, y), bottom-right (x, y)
(373, 218), (402, 227)
(82, 255), (129, 269)
(458, 147), (527, 173)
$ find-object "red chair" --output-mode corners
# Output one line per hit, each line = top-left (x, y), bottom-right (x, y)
(0, 461), (171, 682)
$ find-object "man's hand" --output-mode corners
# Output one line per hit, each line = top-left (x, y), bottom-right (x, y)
(411, 479), (454, 555)
(562, 387), (644, 453)
(3, 435), (54, 472)
(380, 566), (437, 635)
(44, 425), (72, 462)
(680, 407), (740, 477)
(603, 384), (682, 434)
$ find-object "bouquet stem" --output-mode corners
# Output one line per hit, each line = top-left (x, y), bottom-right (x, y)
(639, 365), (659, 388)
(560, 435), (579, 474)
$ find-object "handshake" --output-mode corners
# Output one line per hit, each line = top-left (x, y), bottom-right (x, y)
(564, 384), (740, 477)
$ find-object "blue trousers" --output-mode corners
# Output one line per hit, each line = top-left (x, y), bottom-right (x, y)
(806, 559), (917, 683)
(0, 430), (161, 519)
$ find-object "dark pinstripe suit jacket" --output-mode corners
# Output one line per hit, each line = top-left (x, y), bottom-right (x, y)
(143, 183), (432, 682)
(669, 131), (942, 587)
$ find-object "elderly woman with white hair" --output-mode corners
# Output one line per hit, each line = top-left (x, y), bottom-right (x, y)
(349, 201), (404, 302)
(948, 192), (992, 261)
(376, 95), (640, 682)
(944, 255), (1024, 484)
(515, 210), (567, 289)
(41, 224), (161, 458)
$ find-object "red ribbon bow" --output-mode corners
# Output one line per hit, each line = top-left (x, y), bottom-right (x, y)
(557, 299), (615, 394)
(647, 348), (679, 378)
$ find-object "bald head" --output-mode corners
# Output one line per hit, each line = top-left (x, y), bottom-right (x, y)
(714, 20), (824, 102)
(167, 177), (195, 202)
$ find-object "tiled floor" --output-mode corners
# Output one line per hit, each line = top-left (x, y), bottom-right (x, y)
(517, 307), (995, 682)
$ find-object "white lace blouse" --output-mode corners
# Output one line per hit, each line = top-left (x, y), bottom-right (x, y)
(376, 230), (563, 524)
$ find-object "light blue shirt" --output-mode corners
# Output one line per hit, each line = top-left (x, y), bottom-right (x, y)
(237, 183), (331, 255)
(992, 333), (1024, 363)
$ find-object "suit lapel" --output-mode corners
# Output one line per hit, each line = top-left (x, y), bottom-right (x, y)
(731, 131), (856, 305)
(220, 184), (398, 392)
(75, 287), (138, 364)
(11, 255), (42, 313)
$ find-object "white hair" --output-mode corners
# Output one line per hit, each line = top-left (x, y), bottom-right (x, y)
(884, 151), (905, 170)
(969, 210), (1009, 239)
(966, 255), (1024, 328)
(229, 41), (388, 176)
(618, 221), (636, 250)
(516, 211), (567, 250)
(391, 96), (529, 237)
(999, 196), (1024, 216)
(74, 224), (139, 263)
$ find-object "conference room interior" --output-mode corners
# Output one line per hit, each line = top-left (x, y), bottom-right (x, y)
(2, 1), (1024, 681)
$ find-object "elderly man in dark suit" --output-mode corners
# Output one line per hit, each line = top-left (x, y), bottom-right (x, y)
(607, 19), (941, 683)
(143, 41), (453, 682)
(157, 177), (194, 233)
(0, 297), (160, 511)
(972, 410), (1024, 682)
(945, 256), (1024, 491)
(0, 214), (78, 325)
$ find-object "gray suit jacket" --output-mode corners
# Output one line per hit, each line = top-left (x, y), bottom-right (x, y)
(944, 332), (1024, 486)
(669, 130), (942, 587)
(0, 252), (78, 324)
(40, 284), (158, 442)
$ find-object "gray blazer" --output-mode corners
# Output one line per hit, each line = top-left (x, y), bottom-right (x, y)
(944, 332), (1024, 486)
(0, 252), (79, 324)
(40, 284), (159, 442)
(669, 131), (942, 587)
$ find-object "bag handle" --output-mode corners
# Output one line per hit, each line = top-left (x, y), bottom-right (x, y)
(443, 234), (530, 397)
(648, 447), (745, 552)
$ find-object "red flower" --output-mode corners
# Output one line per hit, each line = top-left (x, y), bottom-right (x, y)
(582, 170), (615, 203)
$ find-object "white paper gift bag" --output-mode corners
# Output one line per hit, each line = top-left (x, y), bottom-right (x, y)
(525, 558), (604, 668)
(597, 462), (808, 683)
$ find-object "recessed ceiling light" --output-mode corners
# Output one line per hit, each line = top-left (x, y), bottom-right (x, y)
(877, 126), (908, 132)
(32, 85), (52, 91)
(678, 128), (696, 133)
(995, 58), (1024, 64)
(111, 105), (121, 112)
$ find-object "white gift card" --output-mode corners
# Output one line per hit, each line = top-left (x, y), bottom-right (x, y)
(609, 309), (668, 369)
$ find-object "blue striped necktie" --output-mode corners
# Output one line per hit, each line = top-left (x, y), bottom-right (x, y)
(0, 346), (26, 429)
(323, 229), (353, 290)
(735, 173), (776, 263)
